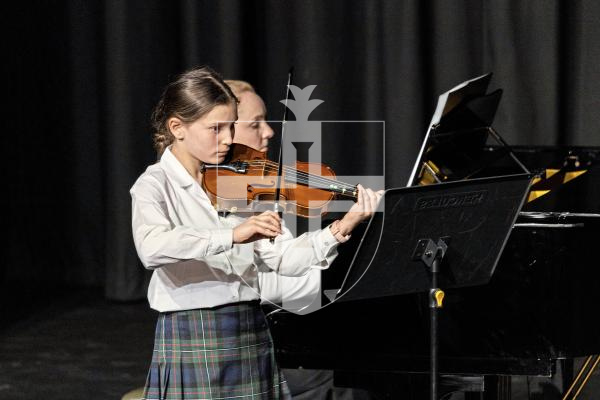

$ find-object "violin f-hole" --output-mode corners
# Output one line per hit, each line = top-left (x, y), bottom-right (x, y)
(249, 180), (276, 188)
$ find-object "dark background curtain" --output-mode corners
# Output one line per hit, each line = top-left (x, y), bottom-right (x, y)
(4, 0), (600, 304)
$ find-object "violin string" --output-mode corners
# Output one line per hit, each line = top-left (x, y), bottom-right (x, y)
(238, 166), (357, 198)
(248, 166), (357, 195)
(243, 165), (358, 196)
(244, 161), (358, 193)
(247, 167), (356, 191)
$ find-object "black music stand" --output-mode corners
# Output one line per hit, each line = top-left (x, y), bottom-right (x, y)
(327, 173), (533, 400)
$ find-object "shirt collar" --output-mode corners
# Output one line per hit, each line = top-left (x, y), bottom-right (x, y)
(160, 146), (195, 188)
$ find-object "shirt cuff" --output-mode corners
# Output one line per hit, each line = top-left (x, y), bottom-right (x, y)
(321, 224), (340, 246)
(305, 228), (341, 271)
(209, 228), (233, 254)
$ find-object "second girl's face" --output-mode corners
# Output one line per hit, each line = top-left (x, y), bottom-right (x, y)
(175, 103), (237, 165)
(234, 91), (274, 152)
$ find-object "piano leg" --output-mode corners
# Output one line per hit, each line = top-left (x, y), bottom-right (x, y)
(486, 376), (511, 400)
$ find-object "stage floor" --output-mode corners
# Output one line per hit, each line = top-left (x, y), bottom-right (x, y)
(0, 289), (156, 400)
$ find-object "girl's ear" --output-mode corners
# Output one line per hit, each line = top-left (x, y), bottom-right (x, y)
(168, 117), (185, 140)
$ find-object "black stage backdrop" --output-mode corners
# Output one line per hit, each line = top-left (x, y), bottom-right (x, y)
(5, 0), (600, 303)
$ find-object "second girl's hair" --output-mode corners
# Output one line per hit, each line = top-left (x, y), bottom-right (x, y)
(224, 80), (255, 97)
(151, 66), (237, 157)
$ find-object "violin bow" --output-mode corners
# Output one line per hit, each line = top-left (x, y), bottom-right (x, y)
(270, 67), (294, 243)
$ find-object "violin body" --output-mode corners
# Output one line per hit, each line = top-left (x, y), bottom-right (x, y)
(202, 144), (345, 217)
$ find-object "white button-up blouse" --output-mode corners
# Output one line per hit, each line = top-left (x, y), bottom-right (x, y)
(130, 147), (341, 312)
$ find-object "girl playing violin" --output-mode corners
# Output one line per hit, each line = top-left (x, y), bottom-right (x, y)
(130, 66), (382, 400)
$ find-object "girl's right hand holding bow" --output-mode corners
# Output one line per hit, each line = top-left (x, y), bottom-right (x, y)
(233, 211), (283, 244)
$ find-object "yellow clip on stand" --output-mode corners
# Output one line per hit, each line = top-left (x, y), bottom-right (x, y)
(433, 289), (445, 308)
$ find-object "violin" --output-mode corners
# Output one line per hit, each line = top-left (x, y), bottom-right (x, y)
(201, 143), (358, 217)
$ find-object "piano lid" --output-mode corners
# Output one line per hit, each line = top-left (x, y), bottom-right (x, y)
(408, 73), (512, 186)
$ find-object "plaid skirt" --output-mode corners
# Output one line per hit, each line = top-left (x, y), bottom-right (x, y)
(142, 301), (291, 400)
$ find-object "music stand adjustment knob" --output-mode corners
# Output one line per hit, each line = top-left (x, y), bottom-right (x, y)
(432, 289), (445, 308)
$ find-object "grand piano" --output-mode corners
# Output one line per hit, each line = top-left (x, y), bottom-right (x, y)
(266, 74), (600, 399)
